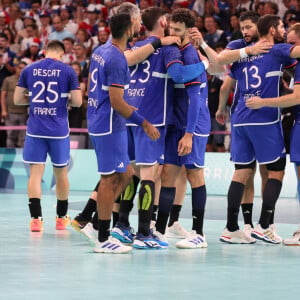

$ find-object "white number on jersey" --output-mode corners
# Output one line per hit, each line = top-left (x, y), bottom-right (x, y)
(32, 81), (59, 103)
(242, 66), (261, 90)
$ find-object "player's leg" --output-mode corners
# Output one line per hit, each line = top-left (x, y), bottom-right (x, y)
(250, 124), (285, 244)
(220, 126), (256, 244)
(23, 136), (47, 232)
(91, 131), (132, 253)
(166, 166), (189, 239)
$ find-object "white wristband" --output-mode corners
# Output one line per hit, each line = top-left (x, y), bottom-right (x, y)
(239, 47), (248, 58)
(200, 41), (208, 49)
(202, 60), (209, 70)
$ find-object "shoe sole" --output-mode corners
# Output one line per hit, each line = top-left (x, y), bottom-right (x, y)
(133, 244), (168, 250)
(219, 237), (256, 244)
(110, 231), (133, 244)
(94, 248), (132, 254)
(176, 243), (208, 249)
(251, 232), (281, 244)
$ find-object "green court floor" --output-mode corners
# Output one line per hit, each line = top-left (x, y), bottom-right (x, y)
(1, 191), (299, 300)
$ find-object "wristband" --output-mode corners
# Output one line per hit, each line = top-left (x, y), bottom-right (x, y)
(239, 47), (248, 59)
(151, 39), (162, 50)
(200, 41), (208, 49)
(202, 60), (209, 70)
(127, 110), (145, 126)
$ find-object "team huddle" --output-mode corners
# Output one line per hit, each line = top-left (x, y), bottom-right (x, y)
(14, 3), (300, 254)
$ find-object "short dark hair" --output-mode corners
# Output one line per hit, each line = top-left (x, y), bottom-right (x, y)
(142, 7), (166, 32)
(171, 8), (195, 28)
(239, 11), (260, 24)
(257, 14), (281, 37)
(110, 13), (132, 39)
(46, 40), (65, 53)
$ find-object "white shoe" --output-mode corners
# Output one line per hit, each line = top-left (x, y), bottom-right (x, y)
(220, 228), (256, 244)
(94, 236), (132, 254)
(153, 230), (168, 244)
(243, 224), (256, 243)
(176, 231), (208, 249)
(283, 229), (300, 246)
(269, 224), (282, 243)
(251, 224), (282, 244)
(80, 222), (98, 246)
(166, 221), (190, 239)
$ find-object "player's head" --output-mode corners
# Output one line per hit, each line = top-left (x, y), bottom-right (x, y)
(117, 2), (141, 36)
(169, 8), (195, 42)
(45, 40), (65, 55)
(239, 11), (260, 43)
(287, 23), (300, 46)
(257, 14), (285, 43)
(110, 13), (133, 41)
(142, 7), (167, 33)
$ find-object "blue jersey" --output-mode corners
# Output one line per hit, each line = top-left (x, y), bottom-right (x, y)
(230, 43), (296, 126)
(293, 62), (300, 122)
(173, 43), (210, 135)
(17, 58), (80, 138)
(87, 42), (130, 135)
(125, 36), (182, 126)
(226, 38), (248, 50)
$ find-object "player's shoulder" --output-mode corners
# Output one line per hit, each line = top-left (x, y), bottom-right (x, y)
(226, 39), (246, 50)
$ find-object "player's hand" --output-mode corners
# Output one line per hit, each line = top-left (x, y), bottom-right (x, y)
(248, 39), (272, 56)
(215, 109), (227, 125)
(246, 97), (263, 109)
(178, 133), (193, 156)
(197, 49), (209, 65)
(161, 36), (181, 47)
(188, 27), (204, 47)
(142, 120), (160, 141)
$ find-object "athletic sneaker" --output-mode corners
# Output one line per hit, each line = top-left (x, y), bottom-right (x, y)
(251, 224), (282, 244)
(71, 215), (89, 232)
(166, 221), (190, 239)
(94, 236), (132, 254)
(176, 231), (208, 249)
(243, 224), (256, 243)
(220, 228), (256, 244)
(56, 215), (71, 230)
(270, 224), (282, 243)
(80, 222), (98, 246)
(111, 222), (135, 244)
(30, 217), (43, 232)
(133, 230), (169, 249)
(283, 229), (300, 246)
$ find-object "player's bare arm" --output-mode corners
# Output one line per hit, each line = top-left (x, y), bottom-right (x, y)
(218, 39), (273, 65)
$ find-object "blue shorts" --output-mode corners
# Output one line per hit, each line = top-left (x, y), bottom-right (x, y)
(127, 126), (166, 165)
(23, 135), (70, 167)
(164, 126), (207, 168)
(290, 123), (300, 163)
(90, 130), (130, 174)
(231, 123), (286, 164)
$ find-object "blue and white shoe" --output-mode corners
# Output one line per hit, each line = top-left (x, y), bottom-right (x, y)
(133, 230), (168, 249)
(93, 237), (132, 254)
(176, 231), (208, 249)
(111, 222), (135, 244)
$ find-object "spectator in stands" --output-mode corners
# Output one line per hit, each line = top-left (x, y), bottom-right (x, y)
(204, 15), (227, 49)
(1, 60), (27, 148)
(48, 15), (75, 41)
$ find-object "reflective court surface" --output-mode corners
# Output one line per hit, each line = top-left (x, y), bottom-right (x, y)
(1, 190), (299, 300)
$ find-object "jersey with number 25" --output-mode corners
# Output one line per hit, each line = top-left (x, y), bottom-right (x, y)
(17, 58), (80, 138)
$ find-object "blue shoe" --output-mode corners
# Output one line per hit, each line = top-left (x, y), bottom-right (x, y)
(111, 222), (135, 244)
(133, 231), (169, 249)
